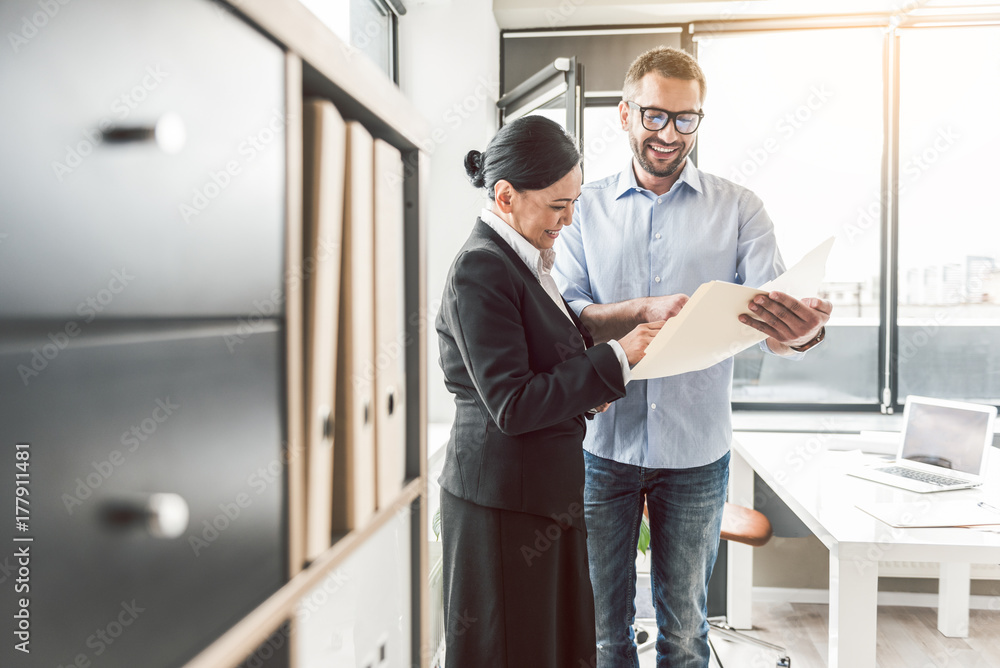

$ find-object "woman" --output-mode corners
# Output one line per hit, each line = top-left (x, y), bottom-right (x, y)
(436, 115), (663, 667)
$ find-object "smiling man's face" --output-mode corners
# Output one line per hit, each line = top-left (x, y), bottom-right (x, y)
(621, 73), (702, 185)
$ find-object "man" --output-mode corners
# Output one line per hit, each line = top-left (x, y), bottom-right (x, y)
(552, 46), (832, 668)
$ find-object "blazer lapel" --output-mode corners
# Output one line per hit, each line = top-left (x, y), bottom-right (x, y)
(475, 219), (591, 347)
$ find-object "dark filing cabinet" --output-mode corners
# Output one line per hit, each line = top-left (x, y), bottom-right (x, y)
(1, 0), (290, 665)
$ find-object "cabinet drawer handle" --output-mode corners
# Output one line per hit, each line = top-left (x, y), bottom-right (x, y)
(320, 406), (333, 443)
(102, 112), (186, 154)
(102, 492), (190, 539)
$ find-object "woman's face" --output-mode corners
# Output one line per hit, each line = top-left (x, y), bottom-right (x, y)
(495, 165), (582, 251)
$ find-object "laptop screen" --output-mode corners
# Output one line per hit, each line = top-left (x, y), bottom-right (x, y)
(900, 401), (992, 474)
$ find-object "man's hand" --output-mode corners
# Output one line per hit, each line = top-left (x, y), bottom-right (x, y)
(581, 295), (686, 344)
(589, 402), (611, 414)
(738, 291), (832, 354)
(641, 294), (689, 322)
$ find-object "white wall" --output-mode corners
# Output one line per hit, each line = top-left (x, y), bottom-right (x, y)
(397, 0), (500, 427)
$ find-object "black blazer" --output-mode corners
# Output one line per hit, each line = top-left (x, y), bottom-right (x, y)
(435, 220), (627, 528)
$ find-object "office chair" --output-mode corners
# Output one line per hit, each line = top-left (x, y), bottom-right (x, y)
(634, 503), (791, 668)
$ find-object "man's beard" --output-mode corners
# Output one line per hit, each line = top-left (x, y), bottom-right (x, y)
(630, 134), (690, 178)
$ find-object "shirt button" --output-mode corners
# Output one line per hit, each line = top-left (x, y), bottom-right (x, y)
(634, 187), (641, 192)
(651, 403), (657, 410)
(657, 198), (662, 204)
(654, 276), (661, 283)
(655, 233), (661, 239)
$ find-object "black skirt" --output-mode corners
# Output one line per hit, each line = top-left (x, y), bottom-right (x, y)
(440, 487), (597, 668)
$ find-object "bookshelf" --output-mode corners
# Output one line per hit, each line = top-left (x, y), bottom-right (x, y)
(186, 1), (429, 666)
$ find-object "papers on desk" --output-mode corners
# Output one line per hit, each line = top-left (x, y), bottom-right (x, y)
(631, 237), (835, 380)
(856, 499), (1000, 528)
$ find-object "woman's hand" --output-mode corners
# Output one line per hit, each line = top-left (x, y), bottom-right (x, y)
(618, 321), (665, 366)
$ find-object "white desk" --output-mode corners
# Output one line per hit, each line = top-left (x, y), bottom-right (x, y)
(728, 432), (1000, 668)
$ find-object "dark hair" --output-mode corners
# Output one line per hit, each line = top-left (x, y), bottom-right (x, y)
(464, 115), (580, 200)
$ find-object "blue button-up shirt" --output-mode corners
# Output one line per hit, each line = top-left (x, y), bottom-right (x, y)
(553, 159), (789, 469)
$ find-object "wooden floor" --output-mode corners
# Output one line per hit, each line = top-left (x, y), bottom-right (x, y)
(636, 601), (1000, 668)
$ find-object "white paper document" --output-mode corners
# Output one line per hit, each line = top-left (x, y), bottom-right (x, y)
(630, 237), (835, 380)
(856, 499), (1000, 528)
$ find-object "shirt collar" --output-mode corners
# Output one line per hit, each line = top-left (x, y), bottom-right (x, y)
(479, 208), (556, 280)
(614, 157), (704, 200)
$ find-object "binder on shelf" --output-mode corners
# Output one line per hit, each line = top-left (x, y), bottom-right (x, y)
(373, 139), (407, 509)
(302, 99), (346, 561)
(332, 122), (377, 532)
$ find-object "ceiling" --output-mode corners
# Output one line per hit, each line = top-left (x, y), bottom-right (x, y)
(490, 0), (1000, 29)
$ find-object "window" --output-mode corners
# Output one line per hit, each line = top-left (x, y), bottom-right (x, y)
(896, 26), (1000, 403)
(299, 0), (400, 82)
(697, 28), (885, 404)
(695, 17), (1000, 410)
(498, 16), (1000, 411)
(583, 103), (634, 183)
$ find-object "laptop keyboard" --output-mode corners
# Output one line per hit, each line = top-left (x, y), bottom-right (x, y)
(875, 465), (970, 487)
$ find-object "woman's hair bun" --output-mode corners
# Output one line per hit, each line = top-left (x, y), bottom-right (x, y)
(464, 149), (486, 188)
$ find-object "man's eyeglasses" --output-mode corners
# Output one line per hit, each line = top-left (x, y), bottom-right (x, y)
(626, 101), (704, 135)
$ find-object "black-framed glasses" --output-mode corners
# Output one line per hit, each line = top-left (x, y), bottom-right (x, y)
(626, 101), (704, 135)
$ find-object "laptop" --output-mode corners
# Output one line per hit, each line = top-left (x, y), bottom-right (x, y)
(848, 396), (997, 493)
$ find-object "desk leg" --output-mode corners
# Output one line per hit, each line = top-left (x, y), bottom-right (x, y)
(727, 447), (754, 630)
(829, 547), (878, 668)
(938, 562), (970, 638)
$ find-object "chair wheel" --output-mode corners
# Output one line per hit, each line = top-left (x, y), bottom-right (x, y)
(777, 657), (791, 667)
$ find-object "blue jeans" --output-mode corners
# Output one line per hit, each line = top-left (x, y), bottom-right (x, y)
(584, 449), (730, 668)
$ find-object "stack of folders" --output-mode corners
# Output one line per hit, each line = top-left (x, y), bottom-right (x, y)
(302, 99), (408, 562)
